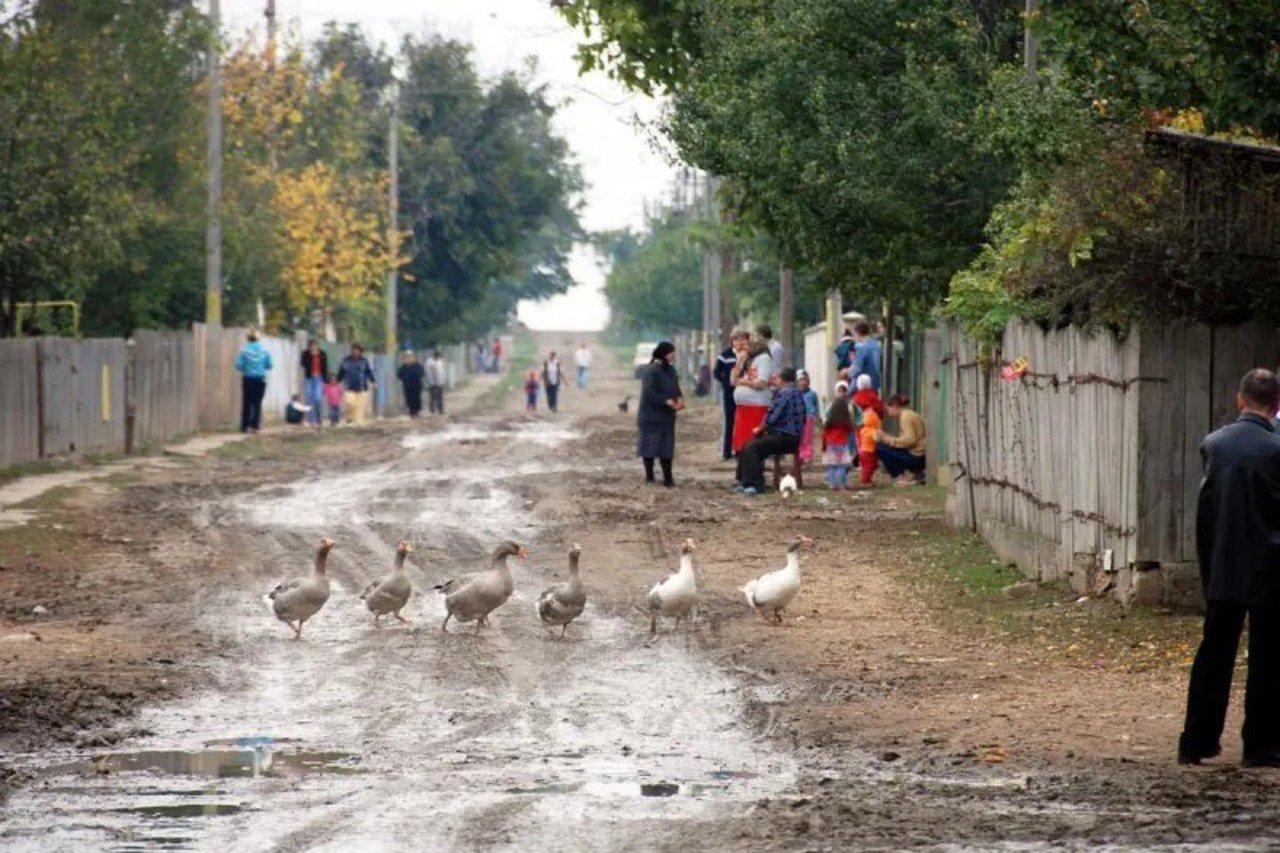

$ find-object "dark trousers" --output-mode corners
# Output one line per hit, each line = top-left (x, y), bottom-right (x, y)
(403, 382), (423, 417)
(643, 456), (674, 486)
(546, 382), (560, 411)
(721, 393), (737, 460)
(1181, 602), (1280, 758)
(428, 385), (444, 415)
(737, 431), (801, 490)
(241, 376), (266, 432)
(876, 443), (926, 478)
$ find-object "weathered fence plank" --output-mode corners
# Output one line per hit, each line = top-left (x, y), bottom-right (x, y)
(0, 339), (41, 468)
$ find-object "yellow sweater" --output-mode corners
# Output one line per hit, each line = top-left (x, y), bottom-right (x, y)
(884, 408), (927, 456)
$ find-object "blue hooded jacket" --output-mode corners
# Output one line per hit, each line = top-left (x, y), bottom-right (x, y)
(235, 340), (273, 379)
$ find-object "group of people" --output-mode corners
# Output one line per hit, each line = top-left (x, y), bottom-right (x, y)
(476, 337), (504, 374)
(524, 344), (592, 412)
(236, 332), (451, 432)
(636, 322), (926, 493)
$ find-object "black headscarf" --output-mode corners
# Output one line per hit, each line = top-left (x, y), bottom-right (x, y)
(652, 341), (675, 363)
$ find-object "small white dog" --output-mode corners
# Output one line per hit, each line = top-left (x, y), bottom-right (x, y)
(779, 473), (798, 498)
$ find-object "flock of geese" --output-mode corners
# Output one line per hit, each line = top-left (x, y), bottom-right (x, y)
(265, 534), (815, 640)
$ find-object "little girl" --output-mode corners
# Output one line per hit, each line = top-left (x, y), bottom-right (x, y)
(323, 373), (343, 426)
(797, 371), (820, 464)
(821, 382), (853, 490)
(524, 369), (540, 411)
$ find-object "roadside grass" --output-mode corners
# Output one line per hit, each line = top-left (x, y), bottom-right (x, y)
(10, 485), (80, 512)
(898, 522), (1203, 674)
(0, 459), (73, 487)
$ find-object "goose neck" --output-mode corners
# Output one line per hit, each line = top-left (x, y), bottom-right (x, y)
(314, 548), (330, 574)
(677, 554), (693, 577)
(568, 552), (580, 576)
(394, 551), (408, 572)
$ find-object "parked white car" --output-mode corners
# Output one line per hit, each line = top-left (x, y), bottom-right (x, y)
(633, 342), (658, 378)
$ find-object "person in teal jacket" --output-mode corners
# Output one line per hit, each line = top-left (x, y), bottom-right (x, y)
(234, 331), (273, 433)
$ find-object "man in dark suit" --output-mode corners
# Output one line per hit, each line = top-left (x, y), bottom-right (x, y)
(1180, 368), (1280, 767)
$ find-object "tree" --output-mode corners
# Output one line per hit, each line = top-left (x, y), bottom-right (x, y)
(0, 0), (207, 336)
(601, 212), (704, 332)
(394, 37), (583, 345)
(1036, 0), (1280, 138)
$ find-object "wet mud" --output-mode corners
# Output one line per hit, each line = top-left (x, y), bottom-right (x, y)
(3, 343), (1280, 850)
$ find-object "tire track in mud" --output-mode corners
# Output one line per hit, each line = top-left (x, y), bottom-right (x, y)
(0, 419), (795, 852)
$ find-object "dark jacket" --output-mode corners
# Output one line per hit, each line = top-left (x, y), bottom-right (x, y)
(713, 346), (737, 396)
(637, 361), (683, 430)
(397, 362), (425, 389)
(337, 355), (375, 392)
(1196, 412), (1280, 607)
(300, 349), (329, 379)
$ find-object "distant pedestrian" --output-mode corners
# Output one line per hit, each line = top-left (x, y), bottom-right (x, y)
(797, 370), (819, 464)
(234, 330), (273, 433)
(398, 351), (425, 418)
(575, 343), (592, 389)
(636, 341), (684, 487)
(1180, 368), (1280, 768)
(821, 381), (853, 491)
(323, 373), (343, 426)
(851, 321), (882, 391)
(714, 330), (748, 461)
(491, 337), (503, 374)
(542, 351), (563, 412)
(524, 370), (540, 411)
(337, 342), (376, 427)
(757, 323), (784, 375)
(424, 349), (447, 415)
(834, 327), (856, 373)
(300, 340), (329, 427)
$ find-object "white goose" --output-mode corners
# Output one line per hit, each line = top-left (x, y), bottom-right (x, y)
(742, 534), (814, 623)
(646, 538), (698, 635)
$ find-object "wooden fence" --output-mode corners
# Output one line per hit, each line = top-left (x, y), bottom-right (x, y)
(945, 320), (1280, 604)
(0, 326), (476, 470)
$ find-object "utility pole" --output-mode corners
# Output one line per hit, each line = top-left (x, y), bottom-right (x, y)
(265, 0), (276, 69)
(205, 0), (223, 325)
(1024, 0), (1038, 77)
(779, 267), (794, 368)
(385, 82), (400, 357)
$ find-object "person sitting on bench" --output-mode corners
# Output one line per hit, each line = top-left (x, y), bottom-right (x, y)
(735, 367), (805, 496)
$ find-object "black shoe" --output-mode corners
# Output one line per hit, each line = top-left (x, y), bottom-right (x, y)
(662, 481), (675, 488)
(1243, 751), (1280, 768)
(1178, 743), (1222, 765)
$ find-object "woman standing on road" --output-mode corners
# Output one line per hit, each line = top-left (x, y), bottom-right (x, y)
(300, 340), (329, 427)
(731, 337), (774, 455)
(398, 351), (425, 418)
(637, 341), (685, 487)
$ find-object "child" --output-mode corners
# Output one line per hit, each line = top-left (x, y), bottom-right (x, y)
(821, 382), (853, 490)
(797, 370), (820, 464)
(524, 369), (540, 411)
(285, 393), (310, 426)
(854, 382), (885, 487)
(323, 373), (343, 426)
(851, 373), (882, 461)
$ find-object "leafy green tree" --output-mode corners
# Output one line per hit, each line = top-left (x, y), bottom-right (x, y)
(0, 0), (207, 336)
(1036, 0), (1280, 137)
(394, 37), (583, 344)
(601, 212), (704, 332)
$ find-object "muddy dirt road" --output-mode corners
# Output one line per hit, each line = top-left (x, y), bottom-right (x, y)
(3, 333), (1280, 850)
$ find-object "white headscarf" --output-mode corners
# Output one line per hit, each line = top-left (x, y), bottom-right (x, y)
(855, 373), (872, 391)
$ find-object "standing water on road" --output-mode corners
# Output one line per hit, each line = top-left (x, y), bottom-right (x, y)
(0, 420), (795, 851)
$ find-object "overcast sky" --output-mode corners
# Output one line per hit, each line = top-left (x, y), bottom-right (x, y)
(222, 0), (675, 331)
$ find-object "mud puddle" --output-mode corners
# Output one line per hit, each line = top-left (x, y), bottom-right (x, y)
(0, 418), (794, 851)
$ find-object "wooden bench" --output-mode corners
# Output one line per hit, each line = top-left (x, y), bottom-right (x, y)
(772, 451), (804, 490)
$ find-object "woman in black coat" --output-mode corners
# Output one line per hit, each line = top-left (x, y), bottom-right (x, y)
(636, 341), (685, 487)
